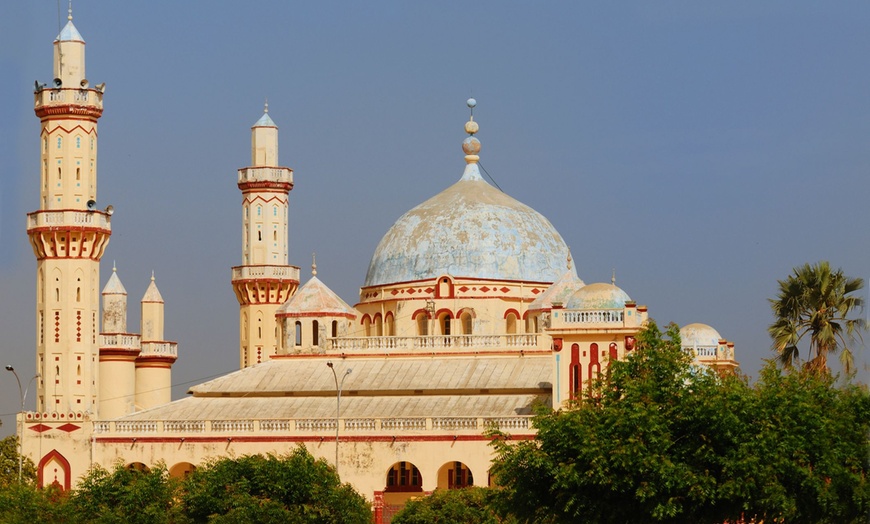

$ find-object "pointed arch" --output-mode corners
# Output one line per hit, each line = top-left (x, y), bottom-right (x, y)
(37, 449), (71, 491)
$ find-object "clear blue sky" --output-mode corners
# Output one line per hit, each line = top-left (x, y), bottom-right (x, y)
(1, 1), (868, 432)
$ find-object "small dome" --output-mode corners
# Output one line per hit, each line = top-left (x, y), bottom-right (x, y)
(680, 323), (723, 347)
(528, 267), (585, 311)
(277, 276), (357, 319)
(566, 283), (631, 310)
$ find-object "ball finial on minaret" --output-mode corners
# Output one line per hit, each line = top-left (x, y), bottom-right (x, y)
(312, 252), (317, 277)
(462, 98), (481, 163)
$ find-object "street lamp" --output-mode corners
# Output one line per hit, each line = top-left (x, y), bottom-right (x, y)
(5, 365), (40, 483)
(325, 361), (352, 476)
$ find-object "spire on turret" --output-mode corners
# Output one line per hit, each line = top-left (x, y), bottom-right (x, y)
(142, 271), (164, 303)
(55, 1), (83, 42)
(102, 264), (127, 295)
(312, 252), (317, 277)
(462, 98), (481, 165)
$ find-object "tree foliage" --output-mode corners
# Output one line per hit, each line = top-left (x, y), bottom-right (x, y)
(0, 435), (37, 488)
(178, 447), (369, 524)
(769, 261), (865, 374)
(490, 320), (870, 524)
(0, 447), (370, 524)
(391, 487), (516, 524)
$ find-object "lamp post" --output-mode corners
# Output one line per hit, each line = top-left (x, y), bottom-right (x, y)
(5, 365), (40, 483)
(325, 361), (351, 476)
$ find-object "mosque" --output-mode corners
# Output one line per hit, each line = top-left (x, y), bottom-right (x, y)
(18, 12), (738, 522)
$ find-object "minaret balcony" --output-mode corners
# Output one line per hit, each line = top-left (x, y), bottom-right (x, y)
(100, 333), (141, 351)
(34, 88), (103, 118)
(232, 265), (300, 283)
(237, 167), (293, 190)
(27, 209), (111, 230)
(140, 341), (178, 358)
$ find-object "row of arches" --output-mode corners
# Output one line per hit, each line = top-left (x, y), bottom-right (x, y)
(358, 308), (542, 337)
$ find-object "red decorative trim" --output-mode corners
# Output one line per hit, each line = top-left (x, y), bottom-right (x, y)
(36, 105), (103, 119)
(360, 275), (557, 291)
(135, 355), (176, 367)
(37, 450), (71, 491)
(411, 309), (430, 320)
(41, 124), (97, 136)
(57, 423), (80, 433)
(434, 308), (453, 319)
(384, 311), (395, 322)
(360, 314), (372, 325)
(28, 423), (51, 433)
(503, 309), (520, 320)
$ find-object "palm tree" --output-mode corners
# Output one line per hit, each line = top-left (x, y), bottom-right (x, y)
(769, 261), (865, 374)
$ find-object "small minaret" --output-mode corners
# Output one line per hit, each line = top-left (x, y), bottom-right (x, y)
(134, 274), (177, 410)
(28, 7), (110, 414)
(98, 266), (139, 419)
(231, 104), (300, 368)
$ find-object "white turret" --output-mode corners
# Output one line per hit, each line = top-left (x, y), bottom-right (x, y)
(135, 274), (177, 410)
(98, 266), (139, 418)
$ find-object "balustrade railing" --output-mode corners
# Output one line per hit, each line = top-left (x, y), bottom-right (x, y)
(140, 341), (178, 357)
(329, 333), (539, 352)
(561, 310), (624, 324)
(27, 209), (111, 229)
(100, 333), (141, 350)
(87, 415), (534, 437)
(231, 265), (300, 281)
(237, 167), (293, 184)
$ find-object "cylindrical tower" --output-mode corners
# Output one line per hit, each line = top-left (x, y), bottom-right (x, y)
(231, 104), (300, 368)
(27, 10), (110, 415)
(98, 266), (139, 419)
(135, 275), (177, 410)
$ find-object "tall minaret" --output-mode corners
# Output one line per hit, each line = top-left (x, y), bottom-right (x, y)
(27, 8), (110, 414)
(231, 104), (300, 368)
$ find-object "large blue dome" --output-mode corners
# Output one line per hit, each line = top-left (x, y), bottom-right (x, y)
(364, 163), (572, 287)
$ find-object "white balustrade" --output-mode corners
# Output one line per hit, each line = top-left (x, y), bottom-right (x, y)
(432, 417), (479, 431)
(100, 333), (141, 350)
(561, 310), (624, 324)
(140, 341), (178, 357)
(344, 418), (377, 431)
(212, 420), (253, 433)
(237, 167), (293, 184)
(330, 333), (539, 352)
(259, 420), (293, 432)
(115, 421), (157, 434)
(163, 421), (204, 433)
(295, 419), (337, 432)
(231, 265), (300, 281)
(484, 417), (530, 430)
(381, 418), (427, 431)
(27, 210), (111, 229)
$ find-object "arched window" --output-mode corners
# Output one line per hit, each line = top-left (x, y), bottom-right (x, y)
(374, 314), (383, 336)
(416, 313), (428, 336)
(362, 316), (371, 337)
(460, 312), (473, 335)
(331, 320), (338, 338)
(506, 312), (518, 334)
(76, 287), (81, 302)
(295, 321), (302, 346)
(439, 313), (451, 336)
(312, 320), (319, 346)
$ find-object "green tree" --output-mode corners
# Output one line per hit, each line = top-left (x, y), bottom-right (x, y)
(0, 482), (73, 524)
(490, 321), (870, 524)
(391, 487), (516, 524)
(177, 447), (370, 524)
(769, 261), (865, 374)
(0, 435), (37, 487)
(66, 462), (180, 524)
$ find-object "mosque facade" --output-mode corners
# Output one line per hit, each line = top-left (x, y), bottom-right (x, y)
(17, 14), (737, 521)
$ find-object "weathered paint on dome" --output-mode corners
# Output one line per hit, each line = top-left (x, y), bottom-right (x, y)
(364, 163), (572, 287)
(566, 283), (631, 310)
(101, 268), (127, 295)
(680, 323), (723, 347)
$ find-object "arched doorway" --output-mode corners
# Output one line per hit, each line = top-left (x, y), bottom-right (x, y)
(382, 461), (424, 521)
(126, 462), (149, 472)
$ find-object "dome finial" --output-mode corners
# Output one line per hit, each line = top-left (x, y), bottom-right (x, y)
(113, 260), (117, 272)
(462, 98), (481, 164)
(611, 268), (616, 285)
(312, 252), (317, 276)
(151, 270), (155, 282)
(68, 0), (73, 21)
(264, 98), (269, 113)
